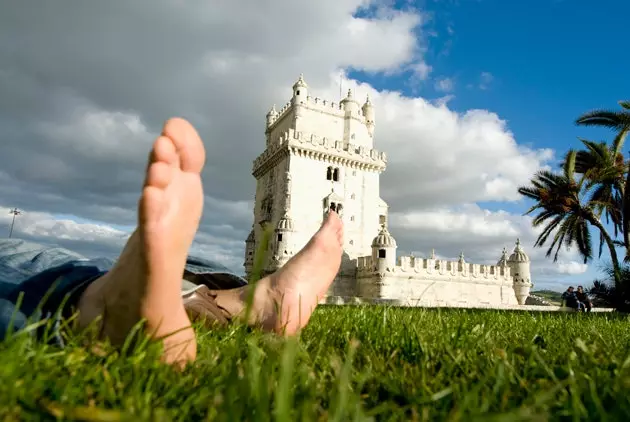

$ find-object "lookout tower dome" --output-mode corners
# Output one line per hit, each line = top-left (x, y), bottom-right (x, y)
(292, 74), (308, 105)
(507, 239), (532, 305)
(273, 213), (295, 267)
(371, 225), (397, 272)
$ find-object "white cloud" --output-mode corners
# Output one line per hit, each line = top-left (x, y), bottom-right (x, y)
(0, 1), (578, 286)
(557, 261), (589, 275)
(434, 77), (455, 92)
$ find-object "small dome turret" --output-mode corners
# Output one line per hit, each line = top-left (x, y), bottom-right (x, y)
(508, 239), (530, 263)
(292, 74), (308, 105)
(371, 225), (397, 248)
(276, 213), (294, 232)
(340, 89), (359, 114)
(266, 105), (278, 127)
(292, 73), (308, 90)
(362, 94), (373, 116)
(497, 247), (509, 266)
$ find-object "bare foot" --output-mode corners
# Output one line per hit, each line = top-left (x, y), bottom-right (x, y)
(257, 211), (343, 334)
(77, 118), (205, 365)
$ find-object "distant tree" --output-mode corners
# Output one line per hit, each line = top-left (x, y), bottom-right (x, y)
(587, 264), (630, 312)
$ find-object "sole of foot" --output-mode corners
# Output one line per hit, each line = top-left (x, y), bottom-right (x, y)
(77, 117), (206, 366)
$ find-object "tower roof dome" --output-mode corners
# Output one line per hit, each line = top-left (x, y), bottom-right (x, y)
(362, 94), (373, 109)
(371, 225), (397, 248)
(293, 74), (308, 90)
(276, 214), (294, 232)
(266, 104), (278, 118)
(508, 239), (530, 263)
(497, 247), (509, 266)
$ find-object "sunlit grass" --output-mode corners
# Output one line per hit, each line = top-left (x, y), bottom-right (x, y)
(1, 307), (630, 421)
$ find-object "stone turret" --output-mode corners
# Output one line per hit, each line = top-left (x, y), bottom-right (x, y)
(266, 105), (278, 128)
(362, 95), (375, 137)
(497, 247), (509, 267)
(340, 89), (359, 114)
(292, 74), (308, 105)
(273, 213), (295, 267)
(371, 224), (397, 273)
(244, 227), (255, 277)
(507, 239), (532, 305)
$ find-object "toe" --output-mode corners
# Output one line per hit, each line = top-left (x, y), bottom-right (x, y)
(146, 161), (173, 189)
(162, 118), (206, 173)
(151, 136), (179, 167)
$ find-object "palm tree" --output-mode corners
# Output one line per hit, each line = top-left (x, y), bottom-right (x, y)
(572, 138), (626, 256)
(518, 150), (622, 287)
(576, 101), (630, 257)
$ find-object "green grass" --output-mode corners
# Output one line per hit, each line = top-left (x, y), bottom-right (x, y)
(2, 307), (630, 421)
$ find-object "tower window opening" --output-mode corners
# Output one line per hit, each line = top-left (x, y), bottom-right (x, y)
(333, 168), (340, 182)
(296, 90), (300, 96)
(330, 202), (337, 212)
(277, 233), (283, 242)
(350, 216), (355, 221)
(379, 215), (387, 225)
(326, 166), (333, 180)
(378, 249), (386, 258)
(337, 204), (343, 213)
(352, 170), (357, 176)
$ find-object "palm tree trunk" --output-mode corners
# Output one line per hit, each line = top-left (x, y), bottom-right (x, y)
(588, 216), (622, 307)
(623, 158), (630, 260)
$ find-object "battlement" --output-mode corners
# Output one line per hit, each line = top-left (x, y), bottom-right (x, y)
(356, 255), (512, 283)
(268, 94), (368, 130)
(253, 127), (387, 177)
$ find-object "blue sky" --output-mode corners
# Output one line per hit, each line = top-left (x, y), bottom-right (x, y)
(352, 0), (629, 287)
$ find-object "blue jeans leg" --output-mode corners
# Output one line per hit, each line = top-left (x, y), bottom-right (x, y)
(0, 238), (248, 345)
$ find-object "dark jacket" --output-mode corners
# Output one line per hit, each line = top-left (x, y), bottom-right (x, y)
(576, 291), (590, 303)
(562, 291), (579, 307)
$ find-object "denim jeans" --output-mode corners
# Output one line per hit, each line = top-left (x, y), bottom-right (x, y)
(0, 238), (247, 345)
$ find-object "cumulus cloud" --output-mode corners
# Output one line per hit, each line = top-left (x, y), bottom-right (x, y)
(0, 0), (569, 283)
(557, 261), (589, 275)
(434, 77), (455, 92)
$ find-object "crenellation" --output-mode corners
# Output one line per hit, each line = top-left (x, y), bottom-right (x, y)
(267, 91), (370, 131)
(355, 253), (513, 284)
(253, 128), (387, 177)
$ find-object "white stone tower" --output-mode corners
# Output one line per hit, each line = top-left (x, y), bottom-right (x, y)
(507, 239), (533, 305)
(371, 225), (397, 273)
(244, 74), (388, 280)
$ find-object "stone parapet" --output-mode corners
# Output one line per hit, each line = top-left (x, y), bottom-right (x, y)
(357, 255), (512, 283)
(253, 128), (387, 177)
(320, 296), (615, 312)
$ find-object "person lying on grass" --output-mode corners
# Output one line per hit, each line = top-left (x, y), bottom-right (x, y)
(0, 118), (344, 367)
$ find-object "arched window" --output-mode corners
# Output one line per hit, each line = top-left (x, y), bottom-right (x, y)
(378, 249), (386, 258)
(332, 168), (340, 182)
(326, 166), (333, 180)
(330, 202), (337, 212)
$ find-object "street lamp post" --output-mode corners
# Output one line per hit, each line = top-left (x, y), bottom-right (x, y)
(8, 208), (21, 238)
